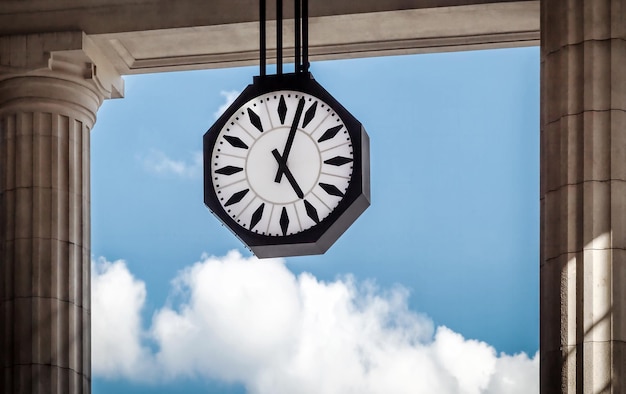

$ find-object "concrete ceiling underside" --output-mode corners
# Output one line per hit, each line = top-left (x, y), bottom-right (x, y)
(0, 0), (538, 74)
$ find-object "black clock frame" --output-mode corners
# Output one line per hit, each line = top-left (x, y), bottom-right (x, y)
(204, 73), (370, 258)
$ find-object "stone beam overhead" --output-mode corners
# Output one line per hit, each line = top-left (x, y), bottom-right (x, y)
(0, 1), (538, 74)
(0, 0), (537, 35)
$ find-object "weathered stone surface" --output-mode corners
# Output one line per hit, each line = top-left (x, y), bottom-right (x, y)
(0, 37), (121, 394)
(541, 0), (626, 392)
(1, 2), (539, 74)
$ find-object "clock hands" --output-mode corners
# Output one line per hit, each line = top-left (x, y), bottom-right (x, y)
(272, 149), (304, 199)
(271, 96), (306, 199)
(274, 97), (306, 183)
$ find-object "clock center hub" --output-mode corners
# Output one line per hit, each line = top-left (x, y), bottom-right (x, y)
(246, 127), (321, 204)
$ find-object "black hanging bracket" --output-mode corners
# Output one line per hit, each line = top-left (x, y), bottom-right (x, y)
(259, 0), (309, 78)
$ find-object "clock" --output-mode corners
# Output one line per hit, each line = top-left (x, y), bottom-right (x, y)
(204, 73), (370, 258)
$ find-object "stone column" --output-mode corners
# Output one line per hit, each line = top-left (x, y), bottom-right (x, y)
(541, 1), (625, 392)
(0, 32), (122, 393)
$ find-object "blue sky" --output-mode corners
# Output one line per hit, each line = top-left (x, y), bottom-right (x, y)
(90, 46), (539, 394)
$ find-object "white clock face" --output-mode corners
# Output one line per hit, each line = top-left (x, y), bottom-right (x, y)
(210, 90), (354, 237)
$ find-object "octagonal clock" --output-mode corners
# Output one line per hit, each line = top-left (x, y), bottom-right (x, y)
(204, 73), (370, 258)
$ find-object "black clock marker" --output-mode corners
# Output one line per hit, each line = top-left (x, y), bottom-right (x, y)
(304, 200), (320, 224)
(324, 156), (353, 166)
(302, 101), (318, 128)
(250, 203), (265, 230)
(318, 125), (343, 142)
(278, 95), (287, 124)
(247, 108), (264, 132)
(280, 207), (289, 236)
(215, 166), (243, 175)
(319, 182), (345, 197)
(223, 135), (249, 149)
(224, 189), (249, 206)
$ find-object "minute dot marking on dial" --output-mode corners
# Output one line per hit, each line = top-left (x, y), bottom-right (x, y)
(293, 203), (304, 233)
(233, 195), (260, 224)
(320, 171), (352, 181)
(214, 151), (247, 161)
(263, 97), (275, 130)
(227, 121), (256, 140)
(264, 204), (276, 235)
(320, 141), (352, 154)
(214, 177), (247, 190)
(310, 190), (332, 211)
(307, 108), (335, 138)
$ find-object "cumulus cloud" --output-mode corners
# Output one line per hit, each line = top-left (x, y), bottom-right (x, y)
(91, 257), (154, 379)
(214, 90), (240, 119)
(139, 149), (202, 178)
(92, 251), (538, 393)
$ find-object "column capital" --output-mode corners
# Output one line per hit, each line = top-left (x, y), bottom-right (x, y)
(0, 31), (124, 124)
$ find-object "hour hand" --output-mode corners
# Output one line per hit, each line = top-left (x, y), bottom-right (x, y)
(272, 149), (304, 199)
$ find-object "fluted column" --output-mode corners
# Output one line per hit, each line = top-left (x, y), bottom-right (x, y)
(541, 1), (626, 392)
(0, 32), (122, 393)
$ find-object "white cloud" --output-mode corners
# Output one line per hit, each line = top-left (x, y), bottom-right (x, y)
(140, 149), (202, 178)
(485, 352), (539, 394)
(214, 90), (240, 120)
(92, 251), (539, 393)
(91, 257), (155, 379)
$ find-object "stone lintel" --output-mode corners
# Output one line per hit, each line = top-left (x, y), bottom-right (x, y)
(0, 0), (539, 36)
(1, 2), (538, 75)
(91, 1), (539, 75)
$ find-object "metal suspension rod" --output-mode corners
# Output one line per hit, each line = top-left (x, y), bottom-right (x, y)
(276, 0), (283, 75)
(294, 0), (301, 73)
(302, 0), (308, 73)
(260, 0), (266, 76)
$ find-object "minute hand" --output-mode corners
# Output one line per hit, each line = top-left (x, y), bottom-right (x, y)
(275, 97), (306, 183)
